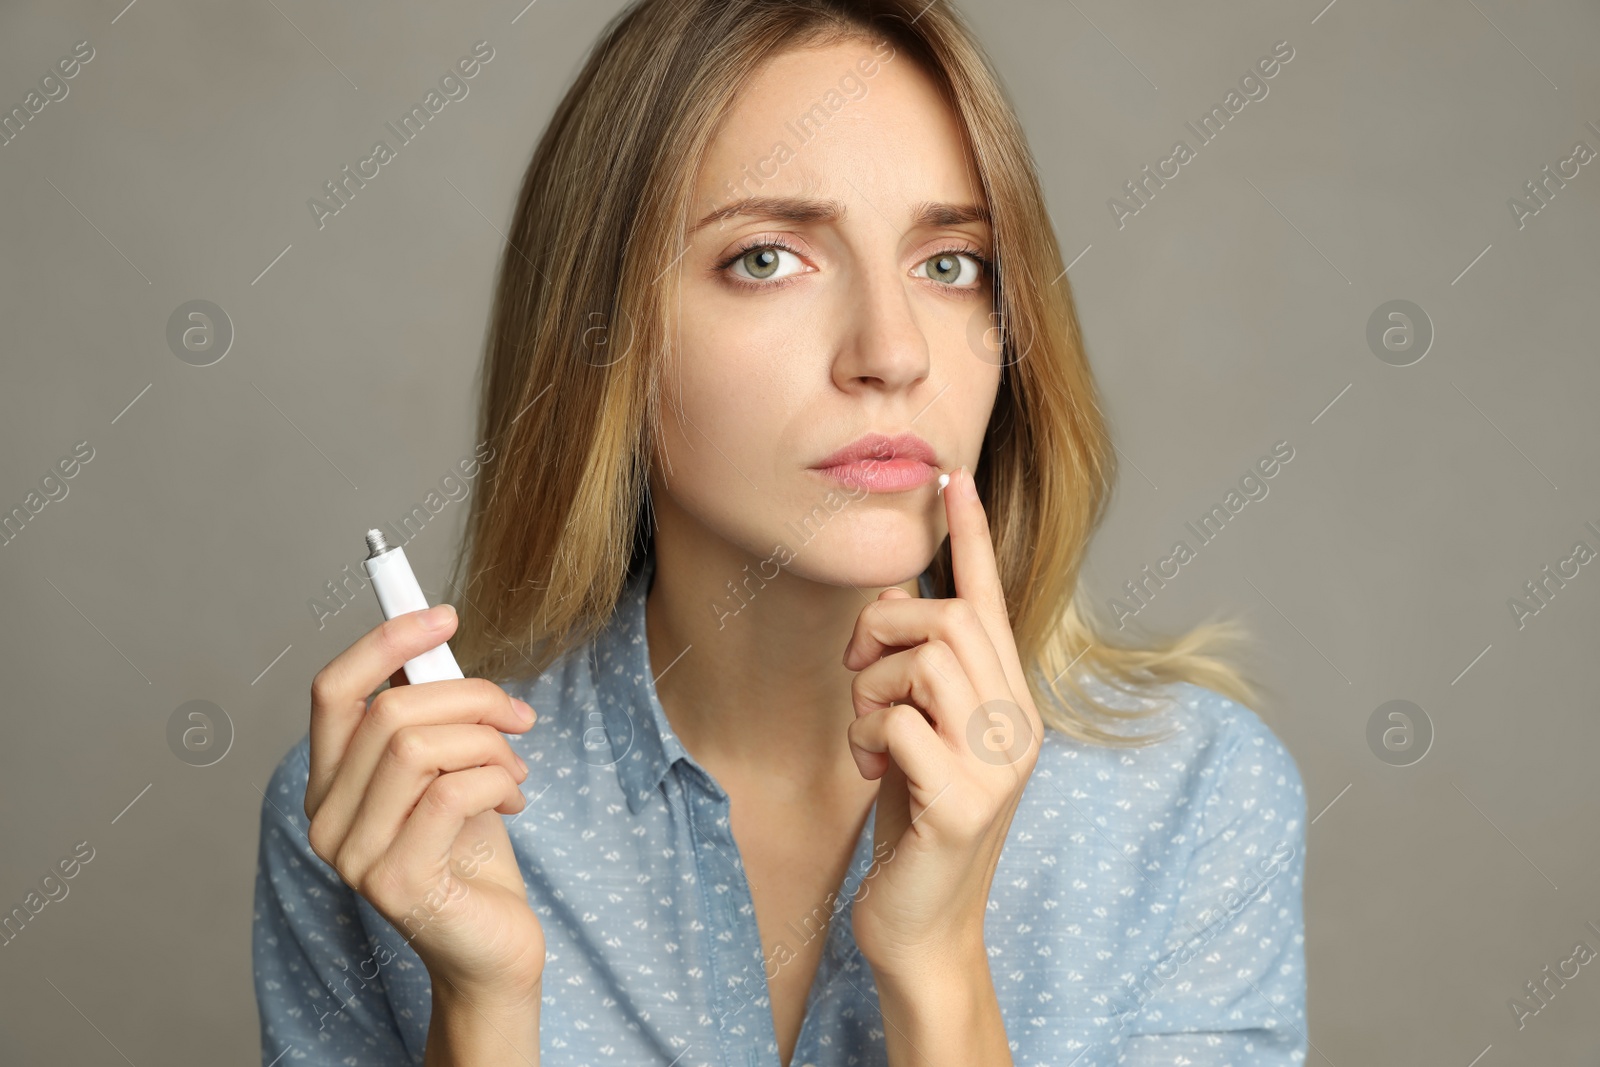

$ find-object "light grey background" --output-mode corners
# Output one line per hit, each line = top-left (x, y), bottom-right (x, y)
(2, 0), (1596, 1062)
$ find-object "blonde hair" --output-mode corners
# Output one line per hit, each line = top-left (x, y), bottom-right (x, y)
(445, 0), (1269, 746)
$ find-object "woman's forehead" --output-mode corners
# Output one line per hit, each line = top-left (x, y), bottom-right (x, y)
(694, 42), (979, 225)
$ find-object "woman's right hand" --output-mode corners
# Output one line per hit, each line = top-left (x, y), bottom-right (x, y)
(303, 602), (546, 1008)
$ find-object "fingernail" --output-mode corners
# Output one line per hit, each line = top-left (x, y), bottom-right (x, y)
(516, 756), (528, 775)
(421, 603), (456, 631)
(959, 465), (977, 499)
(514, 698), (536, 723)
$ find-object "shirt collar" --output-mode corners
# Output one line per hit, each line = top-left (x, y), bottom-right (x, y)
(591, 551), (936, 816)
(590, 552), (688, 815)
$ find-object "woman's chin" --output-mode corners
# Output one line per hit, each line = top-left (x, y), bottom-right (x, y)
(772, 536), (939, 592)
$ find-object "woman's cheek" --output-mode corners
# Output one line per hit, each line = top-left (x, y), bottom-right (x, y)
(681, 304), (810, 419)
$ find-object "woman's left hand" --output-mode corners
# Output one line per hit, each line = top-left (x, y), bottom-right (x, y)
(843, 463), (1043, 988)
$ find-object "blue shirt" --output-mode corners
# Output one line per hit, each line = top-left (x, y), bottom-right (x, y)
(254, 552), (1308, 1065)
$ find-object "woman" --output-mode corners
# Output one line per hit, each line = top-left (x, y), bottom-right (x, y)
(253, 0), (1307, 1063)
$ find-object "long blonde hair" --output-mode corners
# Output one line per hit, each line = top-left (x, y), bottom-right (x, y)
(445, 0), (1269, 746)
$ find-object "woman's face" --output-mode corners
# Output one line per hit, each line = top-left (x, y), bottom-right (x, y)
(654, 37), (1002, 589)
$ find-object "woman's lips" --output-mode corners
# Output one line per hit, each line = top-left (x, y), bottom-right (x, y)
(810, 457), (939, 492)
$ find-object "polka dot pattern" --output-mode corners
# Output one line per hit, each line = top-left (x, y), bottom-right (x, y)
(254, 555), (1307, 1065)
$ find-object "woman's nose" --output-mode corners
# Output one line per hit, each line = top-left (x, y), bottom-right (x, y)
(829, 264), (932, 392)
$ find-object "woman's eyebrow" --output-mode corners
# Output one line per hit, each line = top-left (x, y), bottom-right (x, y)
(908, 199), (990, 228)
(690, 195), (989, 235)
(691, 195), (845, 235)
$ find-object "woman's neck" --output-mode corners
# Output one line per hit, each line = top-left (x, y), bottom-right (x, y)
(643, 541), (920, 798)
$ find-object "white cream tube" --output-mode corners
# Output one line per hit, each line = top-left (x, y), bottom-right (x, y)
(361, 528), (465, 683)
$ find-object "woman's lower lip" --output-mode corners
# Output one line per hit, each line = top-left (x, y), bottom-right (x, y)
(809, 459), (938, 492)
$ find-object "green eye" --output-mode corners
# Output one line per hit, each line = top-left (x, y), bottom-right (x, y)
(923, 251), (983, 286)
(726, 244), (804, 283)
(741, 247), (781, 279)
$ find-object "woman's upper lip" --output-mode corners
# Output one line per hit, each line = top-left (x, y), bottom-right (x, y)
(812, 431), (938, 468)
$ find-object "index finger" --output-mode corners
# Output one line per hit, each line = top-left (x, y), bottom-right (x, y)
(941, 464), (1026, 696)
(942, 465), (1007, 622)
(308, 604), (458, 801)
